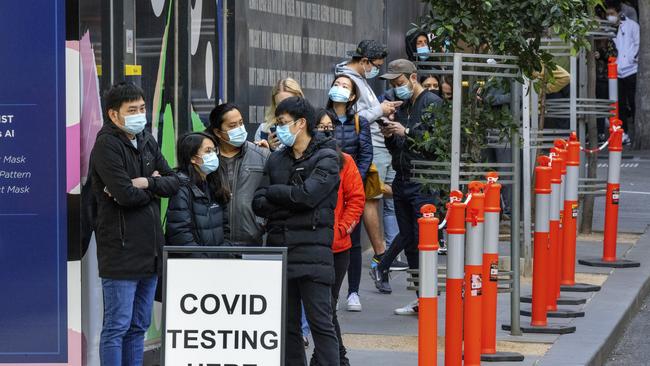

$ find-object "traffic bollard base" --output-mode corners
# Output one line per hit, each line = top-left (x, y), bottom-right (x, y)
(560, 282), (601, 292)
(520, 294), (586, 305)
(578, 257), (641, 268)
(481, 351), (525, 362)
(520, 308), (585, 318)
(502, 323), (576, 334)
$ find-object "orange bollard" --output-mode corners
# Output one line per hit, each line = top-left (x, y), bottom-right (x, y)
(578, 120), (640, 268)
(547, 153), (562, 312)
(554, 140), (568, 299)
(444, 191), (465, 366)
(418, 204), (439, 366)
(481, 173), (501, 354)
(561, 133), (580, 286)
(531, 156), (552, 327)
(464, 181), (485, 366)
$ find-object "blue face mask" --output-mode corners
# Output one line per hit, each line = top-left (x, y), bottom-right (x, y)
(225, 125), (248, 147)
(123, 113), (147, 135)
(364, 64), (380, 79)
(417, 46), (430, 60)
(199, 151), (219, 174)
(328, 86), (351, 103)
(276, 121), (299, 147)
(395, 82), (414, 100)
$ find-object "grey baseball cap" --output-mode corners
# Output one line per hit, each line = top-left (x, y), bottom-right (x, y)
(347, 40), (388, 59)
(379, 59), (417, 80)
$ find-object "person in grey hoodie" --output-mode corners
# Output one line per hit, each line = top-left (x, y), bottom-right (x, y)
(334, 40), (403, 311)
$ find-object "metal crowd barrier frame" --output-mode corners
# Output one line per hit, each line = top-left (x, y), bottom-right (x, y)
(412, 52), (524, 335)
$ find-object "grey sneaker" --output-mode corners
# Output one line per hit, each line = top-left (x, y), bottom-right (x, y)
(389, 259), (409, 271)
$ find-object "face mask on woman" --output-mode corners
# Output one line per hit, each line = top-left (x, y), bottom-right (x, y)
(328, 86), (351, 103)
(199, 152), (219, 174)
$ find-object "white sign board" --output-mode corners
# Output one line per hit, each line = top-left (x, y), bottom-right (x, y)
(164, 258), (283, 366)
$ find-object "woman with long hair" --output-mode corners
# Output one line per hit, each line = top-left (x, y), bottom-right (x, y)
(165, 132), (230, 255)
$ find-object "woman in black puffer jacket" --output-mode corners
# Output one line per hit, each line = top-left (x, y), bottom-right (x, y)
(165, 132), (230, 256)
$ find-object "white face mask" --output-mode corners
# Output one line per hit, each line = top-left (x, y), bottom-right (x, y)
(607, 15), (618, 23)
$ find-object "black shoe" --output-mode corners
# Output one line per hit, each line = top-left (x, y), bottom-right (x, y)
(438, 238), (447, 255)
(389, 259), (409, 271)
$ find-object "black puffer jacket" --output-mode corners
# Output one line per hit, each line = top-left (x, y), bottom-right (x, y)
(90, 123), (179, 279)
(165, 172), (228, 257)
(253, 137), (340, 284)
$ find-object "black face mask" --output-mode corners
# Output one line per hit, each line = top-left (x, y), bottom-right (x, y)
(321, 130), (333, 139)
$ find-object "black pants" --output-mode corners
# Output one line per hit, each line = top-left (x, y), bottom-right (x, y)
(287, 276), (340, 366)
(313, 250), (350, 365)
(619, 74), (637, 134)
(378, 177), (438, 272)
(346, 227), (361, 295)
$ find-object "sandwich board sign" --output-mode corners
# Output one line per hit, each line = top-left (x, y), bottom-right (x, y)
(162, 247), (286, 366)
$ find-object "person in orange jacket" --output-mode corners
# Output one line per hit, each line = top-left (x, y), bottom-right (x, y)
(312, 109), (366, 366)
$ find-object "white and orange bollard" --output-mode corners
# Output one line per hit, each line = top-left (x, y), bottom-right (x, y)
(418, 204), (439, 366)
(464, 181), (485, 366)
(445, 191), (465, 366)
(579, 120), (640, 268)
(481, 173), (524, 362)
(515, 156), (575, 334)
(531, 156), (551, 327)
(561, 133), (581, 288)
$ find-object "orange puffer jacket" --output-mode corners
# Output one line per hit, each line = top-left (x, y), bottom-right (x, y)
(332, 153), (366, 253)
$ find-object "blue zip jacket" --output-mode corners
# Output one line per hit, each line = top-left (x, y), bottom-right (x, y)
(328, 108), (373, 181)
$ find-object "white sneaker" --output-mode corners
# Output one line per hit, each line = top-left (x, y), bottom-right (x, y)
(394, 299), (419, 315)
(346, 292), (362, 312)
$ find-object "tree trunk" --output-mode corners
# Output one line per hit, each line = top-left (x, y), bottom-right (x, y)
(633, 0), (650, 149)
(580, 48), (598, 234)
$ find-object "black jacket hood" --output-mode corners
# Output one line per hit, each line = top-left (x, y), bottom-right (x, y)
(406, 29), (429, 61)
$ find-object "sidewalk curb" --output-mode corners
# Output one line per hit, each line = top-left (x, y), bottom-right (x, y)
(538, 226), (650, 366)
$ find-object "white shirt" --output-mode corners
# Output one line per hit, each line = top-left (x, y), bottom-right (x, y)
(614, 18), (640, 78)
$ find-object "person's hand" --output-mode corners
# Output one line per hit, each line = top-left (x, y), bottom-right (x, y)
(386, 121), (406, 137)
(380, 124), (393, 138)
(380, 100), (402, 116)
(151, 170), (161, 178)
(256, 139), (270, 149)
(269, 132), (281, 150)
(132, 177), (149, 189)
(594, 50), (601, 60)
(382, 183), (393, 197)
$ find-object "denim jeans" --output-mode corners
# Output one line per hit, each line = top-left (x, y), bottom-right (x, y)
(373, 146), (400, 247)
(100, 275), (157, 366)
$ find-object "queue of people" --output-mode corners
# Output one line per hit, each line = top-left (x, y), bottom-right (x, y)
(90, 37), (444, 366)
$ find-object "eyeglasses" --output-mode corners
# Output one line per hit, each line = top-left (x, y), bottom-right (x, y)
(317, 126), (334, 132)
(275, 119), (298, 127)
(369, 60), (383, 69)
